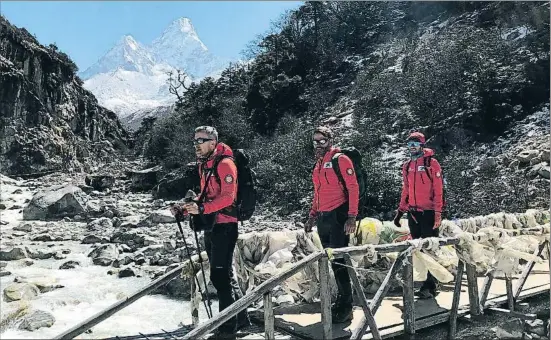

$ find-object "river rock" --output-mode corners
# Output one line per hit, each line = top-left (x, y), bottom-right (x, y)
(88, 244), (119, 266)
(0, 301), (30, 332)
(53, 251), (66, 260)
(493, 318), (524, 339)
(541, 150), (550, 162)
(13, 223), (33, 233)
(18, 310), (55, 331)
(3, 283), (40, 302)
(26, 247), (55, 260)
(517, 150), (540, 163)
(82, 235), (106, 244)
(30, 234), (54, 242)
(119, 215), (142, 229)
(537, 166), (550, 179)
(138, 209), (175, 226)
(0, 271), (12, 277)
(15, 277), (64, 293)
(23, 184), (88, 220)
(110, 230), (146, 249)
(526, 319), (546, 336)
(87, 217), (113, 230)
(0, 247), (28, 261)
(118, 266), (137, 278)
(59, 260), (80, 269)
(85, 174), (115, 191)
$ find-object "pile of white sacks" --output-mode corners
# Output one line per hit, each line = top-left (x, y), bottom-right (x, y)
(182, 209), (550, 307)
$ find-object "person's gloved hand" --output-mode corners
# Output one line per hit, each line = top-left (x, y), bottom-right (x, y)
(433, 212), (442, 229)
(344, 217), (357, 235)
(393, 210), (405, 228)
(305, 215), (317, 233)
(170, 204), (186, 218)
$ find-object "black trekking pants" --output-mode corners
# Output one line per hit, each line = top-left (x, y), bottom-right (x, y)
(408, 210), (439, 291)
(316, 203), (353, 307)
(204, 223), (242, 333)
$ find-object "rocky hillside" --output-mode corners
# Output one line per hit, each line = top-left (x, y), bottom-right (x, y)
(141, 2), (550, 220)
(0, 16), (129, 176)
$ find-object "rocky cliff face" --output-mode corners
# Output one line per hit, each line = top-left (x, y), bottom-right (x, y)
(0, 16), (128, 175)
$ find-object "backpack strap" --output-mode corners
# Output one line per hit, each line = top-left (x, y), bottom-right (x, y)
(331, 153), (348, 196)
(424, 156), (432, 181)
(203, 155), (234, 185)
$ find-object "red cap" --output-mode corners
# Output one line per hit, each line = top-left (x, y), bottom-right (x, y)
(407, 132), (425, 144)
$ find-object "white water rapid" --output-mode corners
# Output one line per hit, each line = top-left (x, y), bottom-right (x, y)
(0, 240), (218, 339)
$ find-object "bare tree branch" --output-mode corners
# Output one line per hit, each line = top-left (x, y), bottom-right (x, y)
(168, 69), (190, 103)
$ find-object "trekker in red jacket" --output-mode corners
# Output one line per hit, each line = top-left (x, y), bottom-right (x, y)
(305, 126), (359, 323)
(393, 131), (444, 299)
(170, 126), (248, 340)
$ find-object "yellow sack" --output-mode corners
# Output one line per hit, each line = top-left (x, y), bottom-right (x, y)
(350, 217), (382, 246)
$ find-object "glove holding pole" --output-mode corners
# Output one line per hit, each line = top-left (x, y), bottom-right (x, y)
(170, 189), (213, 319)
(393, 210), (405, 228)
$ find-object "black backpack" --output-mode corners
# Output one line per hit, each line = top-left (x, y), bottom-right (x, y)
(211, 149), (257, 221)
(331, 147), (368, 219)
(405, 155), (447, 211)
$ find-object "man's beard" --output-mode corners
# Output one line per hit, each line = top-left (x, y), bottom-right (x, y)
(315, 147), (329, 159)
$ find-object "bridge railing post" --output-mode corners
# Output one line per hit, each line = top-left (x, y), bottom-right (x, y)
(402, 250), (415, 336)
(191, 276), (199, 327)
(263, 292), (274, 339)
(318, 256), (332, 340)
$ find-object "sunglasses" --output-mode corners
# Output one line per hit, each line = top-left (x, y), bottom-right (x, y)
(193, 138), (214, 145)
(313, 139), (328, 146)
(407, 141), (422, 147)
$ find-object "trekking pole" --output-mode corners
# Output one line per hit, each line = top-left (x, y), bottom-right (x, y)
(188, 214), (213, 318)
(174, 212), (213, 319)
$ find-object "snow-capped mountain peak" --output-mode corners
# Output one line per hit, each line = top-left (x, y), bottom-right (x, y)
(121, 34), (140, 51)
(80, 34), (157, 80)
(171, 17), (198, 36)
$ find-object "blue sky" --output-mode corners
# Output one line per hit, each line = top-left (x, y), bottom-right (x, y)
(0, 1), (303, 72)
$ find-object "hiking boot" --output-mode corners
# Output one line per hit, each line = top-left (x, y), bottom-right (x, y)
(415, 288), (434, 299)
(236, 311), (252, 331)
(332, 304), (353, 324)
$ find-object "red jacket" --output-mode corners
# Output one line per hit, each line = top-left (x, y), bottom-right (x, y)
(198, 143), (238, 224)
(309, 147), (359, 218)
(399, 148), (444, 213)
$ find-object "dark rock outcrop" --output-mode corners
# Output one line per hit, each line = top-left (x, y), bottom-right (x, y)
(0, 16), (128, 175)
(154, 163), (199, 200)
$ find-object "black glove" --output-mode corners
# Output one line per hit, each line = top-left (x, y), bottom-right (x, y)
(393, 210), (405, 228)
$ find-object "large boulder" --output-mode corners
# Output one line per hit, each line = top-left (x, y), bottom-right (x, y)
(154, 163), (200, 200)
(18, 310), (55, 331)
(3, 283), (40, 302)
(88, 244), (119, 266)
(23, 184), (88, 220)
(129, 165), (162, 191)
(0, 247), (28, 261)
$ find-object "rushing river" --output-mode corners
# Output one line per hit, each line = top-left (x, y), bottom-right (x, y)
(0, 241), (217, 339)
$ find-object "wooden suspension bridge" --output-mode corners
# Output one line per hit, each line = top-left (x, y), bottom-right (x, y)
(52, 221), (550, 340)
